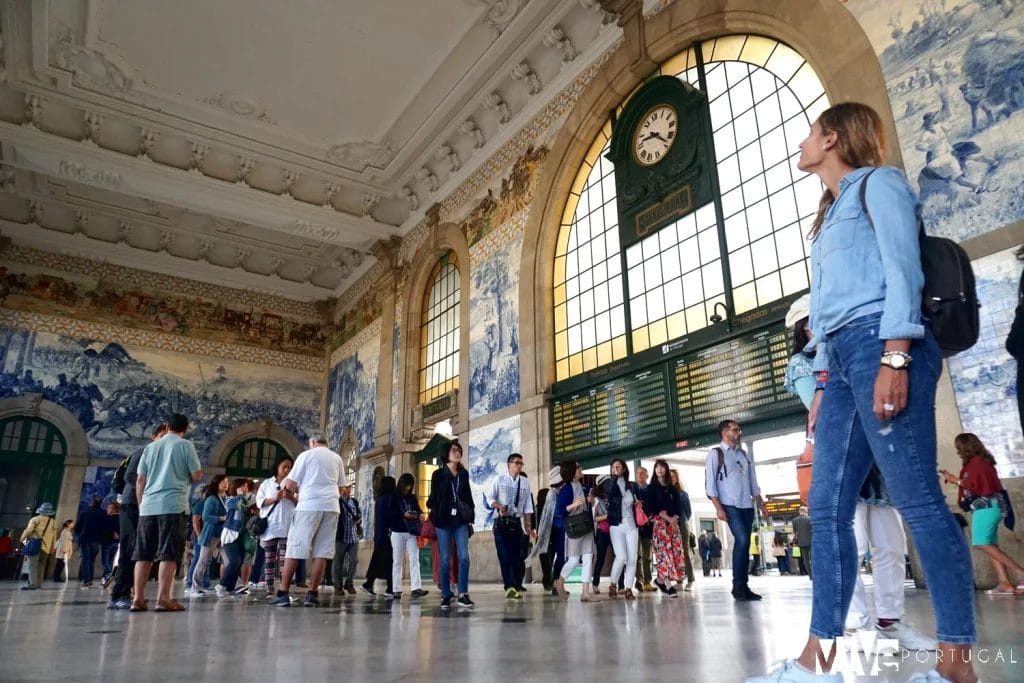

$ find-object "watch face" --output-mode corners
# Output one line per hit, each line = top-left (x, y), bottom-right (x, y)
(633, 105), (677, 166)
(884, 354), (907, 369)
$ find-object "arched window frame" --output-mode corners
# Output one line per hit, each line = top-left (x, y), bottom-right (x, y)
(552, 34), (829, 381)
(419, 251), (462, 403)
(224, 437), (288, 477)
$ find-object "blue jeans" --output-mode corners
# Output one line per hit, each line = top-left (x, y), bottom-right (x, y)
(79, 542), (99, 584)
(101, 543), (117, 577)
(436, 523), (470, 597)
(494, 525), (525, 590)
(185, 535), (209, 590)
(722, 505), (754, 592)
(809, 314), (975, 644)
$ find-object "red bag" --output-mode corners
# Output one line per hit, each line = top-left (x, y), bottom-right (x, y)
(634, 502), (649, 527)
(420, 518), (438, 541)
(796, 438), (814, 505)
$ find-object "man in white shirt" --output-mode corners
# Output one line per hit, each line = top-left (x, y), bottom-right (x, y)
(487, 453), (535, 600)
(269, 433), (345, 608)
(705, 419), (768, 602)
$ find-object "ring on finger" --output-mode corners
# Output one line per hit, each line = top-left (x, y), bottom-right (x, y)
(883, 402), (895, 412)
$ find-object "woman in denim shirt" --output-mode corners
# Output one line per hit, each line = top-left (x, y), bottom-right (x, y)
(748, 103), (977, 683)
(190, 474), (228, 597)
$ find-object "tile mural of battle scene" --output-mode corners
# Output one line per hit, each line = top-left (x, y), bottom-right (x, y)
(850, 0), (1024, 241)
(0, 326), (321, 461)
(0, 263), (328, 357)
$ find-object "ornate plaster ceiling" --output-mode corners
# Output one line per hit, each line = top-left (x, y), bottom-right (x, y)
(0, 0), (628, 302)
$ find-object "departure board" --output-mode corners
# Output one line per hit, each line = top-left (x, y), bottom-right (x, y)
(673, 325), (800, 435)
(551, 367), (673, 459)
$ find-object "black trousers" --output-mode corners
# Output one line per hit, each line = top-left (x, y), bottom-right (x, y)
(364, 538), (393, 592)
(110, 503), (138, 601)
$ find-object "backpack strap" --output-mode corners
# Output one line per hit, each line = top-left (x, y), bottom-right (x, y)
(714, 447), (726, 480)
(858, 167), (926, 240)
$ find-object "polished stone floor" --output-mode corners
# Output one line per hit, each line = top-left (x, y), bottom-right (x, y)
(0, 573), (1020, 682)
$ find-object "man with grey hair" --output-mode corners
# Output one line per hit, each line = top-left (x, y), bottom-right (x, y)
(269, 433), (345, 608)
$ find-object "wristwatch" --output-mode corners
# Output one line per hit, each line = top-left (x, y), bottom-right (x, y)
(880, 350), (912, 370)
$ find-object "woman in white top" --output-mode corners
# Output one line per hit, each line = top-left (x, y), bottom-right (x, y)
(256, 456), (297, 595)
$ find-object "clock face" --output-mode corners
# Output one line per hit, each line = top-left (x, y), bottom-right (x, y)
(632, 105), (678, 166)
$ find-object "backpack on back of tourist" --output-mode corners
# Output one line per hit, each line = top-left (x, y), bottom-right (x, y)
(860, 170), (980, 357)
(111, 456), (131, 495)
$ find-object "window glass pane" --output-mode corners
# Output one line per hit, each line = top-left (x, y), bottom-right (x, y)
(420, 258), (461, 402)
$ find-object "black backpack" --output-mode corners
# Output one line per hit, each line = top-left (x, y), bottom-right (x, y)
(111, 456), (131, 495)
(860, 170), (979, 357)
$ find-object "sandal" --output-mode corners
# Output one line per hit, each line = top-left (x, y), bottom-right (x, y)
(129, 601), (148, 612)
(608, 585), (617, 599)
(624, 588), (636, 600)
(984, 585), (1018, 596)
(154, 599), (186, 612)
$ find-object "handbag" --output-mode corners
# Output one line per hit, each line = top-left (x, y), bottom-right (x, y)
(494, 479), (524, 534)
(420, 518), (437, 540)
(565, 511), (594, 539)
(634, 501), (650, 527)
(246, 499), (278, 537)
(457, 500), (475, 525)
(404, 501), (423, 536)
(23, 518), (51, 556)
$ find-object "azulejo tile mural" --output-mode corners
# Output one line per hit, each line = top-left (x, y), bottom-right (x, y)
(469, 221), (524, 418)
(0, 325), (321, 462)
(0, 260), (328, 357)
(849, 0), (1024, 241)
(947, 246), (1023, 477)
(326, 325), (380, 455)
(466, 415), (522, 530)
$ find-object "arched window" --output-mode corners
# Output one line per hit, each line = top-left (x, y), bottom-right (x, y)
(0, 417), (66, 457)
(419, 251), (461, 403)
(225, 438), (288, 477)
(553, 35), (827, 380)
(0, 416), (67, 522)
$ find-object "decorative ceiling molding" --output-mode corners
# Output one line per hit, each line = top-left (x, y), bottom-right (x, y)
(325, 140), (394, 172)
(202, 90), (275, 124)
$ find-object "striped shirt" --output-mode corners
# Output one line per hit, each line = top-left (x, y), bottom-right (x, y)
(487, 473), (534, 518)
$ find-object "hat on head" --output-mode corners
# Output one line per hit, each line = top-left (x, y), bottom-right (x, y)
(785, 294), (811, 329)
(596, 474), (610, 488)
(548, 466), (562, 486)
(36, 502), (55, 516)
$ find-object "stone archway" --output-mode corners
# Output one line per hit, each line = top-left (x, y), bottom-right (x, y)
(207, 418), (303, 470)
(0, 394), (91, 536)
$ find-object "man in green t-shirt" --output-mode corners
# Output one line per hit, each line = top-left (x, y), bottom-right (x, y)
(131, 413), (202, 612)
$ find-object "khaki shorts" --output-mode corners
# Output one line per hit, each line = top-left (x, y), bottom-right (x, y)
(285, 510), (339, 560)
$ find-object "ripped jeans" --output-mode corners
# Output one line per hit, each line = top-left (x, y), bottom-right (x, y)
(809, 313), (975, 644)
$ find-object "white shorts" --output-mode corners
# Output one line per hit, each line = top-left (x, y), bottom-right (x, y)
(284, 510), (339, 560)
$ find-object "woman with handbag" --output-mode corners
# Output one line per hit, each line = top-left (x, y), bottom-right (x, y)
(553, 461), (598, 602)
(942, 433), (1023, 595)
(20, 502), (57, 590)
(426, 441), (476, 609)
(389, 473), (428, 600)
(189, 474), (228, 598)
(52, 519), (74, 583)
(604, 458), (644, 600)
(648, 460), (684, 597)
(362, 475), (396, 598)
(256, 456), (296, 597)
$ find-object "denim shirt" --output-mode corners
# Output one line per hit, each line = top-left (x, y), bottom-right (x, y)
(807, 166), (925, 372)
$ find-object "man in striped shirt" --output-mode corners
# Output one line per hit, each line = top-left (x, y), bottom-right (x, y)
(487, 453), (536, 600)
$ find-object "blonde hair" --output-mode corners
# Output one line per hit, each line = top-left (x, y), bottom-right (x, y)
(807, 102), (887, 239)
(953, 433), (996, 466)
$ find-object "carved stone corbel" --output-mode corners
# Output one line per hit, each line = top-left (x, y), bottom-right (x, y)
(190, 142), (209, 173)
(24, 94), (44, 128)
(484, 92), (512, 124)
(598, 0), (654, 77)
(83, 111), (102, 144)
(511, 61), (542, 95)
(459, 119), (486, 149)
(138, 128), (159, 159)
(237, 157), (255, 184)
(400, 185), (420, 212)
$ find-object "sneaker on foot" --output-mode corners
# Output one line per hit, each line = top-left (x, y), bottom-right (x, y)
(233, 586), (250, 596)
(303, 593), (320, 607)
(744, 588), (763, 601)
(360, 583), (377, 597)
(878, 622), (938, 651)
(440, 594), (453, 609)
(345, 584), (357, 595)
(107, 597), (132, 610)
(667, 586), (679, 597)
(384, 591), (398, 600)
(505, 587), (518, 600)
(410, 589), (429, 599)
(214, 585), (227, 598)
(745, 659), (843, 682)
(457, 593), (475, 609)
(269, 594), (290, 607)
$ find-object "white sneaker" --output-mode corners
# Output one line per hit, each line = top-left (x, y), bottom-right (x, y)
(877, 622), (938, 652)
(214, 585), (227, 598)
(745, 659), (843, 683)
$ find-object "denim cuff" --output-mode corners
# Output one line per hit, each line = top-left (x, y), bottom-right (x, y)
(878, 315), (925, 341)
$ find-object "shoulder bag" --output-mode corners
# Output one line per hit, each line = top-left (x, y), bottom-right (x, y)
(246, 498), (279, 537)
(23, 518), (51, 556)
(565, 487), (594, 539)
(494, 478), (524, 535)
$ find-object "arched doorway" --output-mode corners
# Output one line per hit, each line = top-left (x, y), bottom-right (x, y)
(0, 416), (67, 531)
(224, 437), (290, 479)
